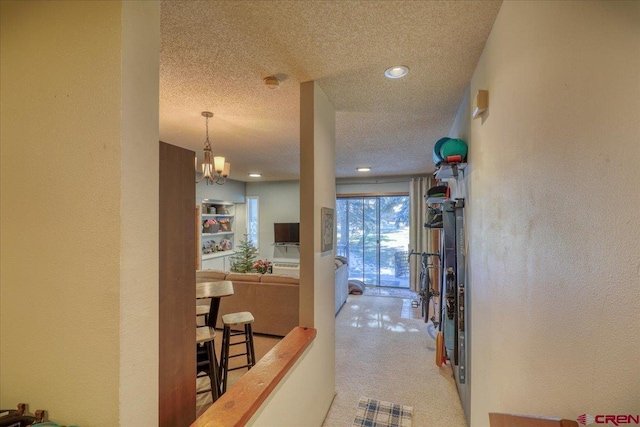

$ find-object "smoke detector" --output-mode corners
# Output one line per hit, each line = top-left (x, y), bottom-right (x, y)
(263, 76), (280, 89)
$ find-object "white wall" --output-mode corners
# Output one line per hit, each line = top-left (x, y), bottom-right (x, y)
(450, 2), (640, 425)
(246, 181), (300, 262)
(196, 177), (246, 204)
(0, 1), (160, 425)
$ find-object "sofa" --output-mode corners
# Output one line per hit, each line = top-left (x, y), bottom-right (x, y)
(334, 256), (349, 314)
(196, 257), (349, 337)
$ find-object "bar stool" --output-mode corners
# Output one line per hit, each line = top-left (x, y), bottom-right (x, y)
(195, 280), (234, 401)
(196, 326), (219, 401)
(196, 304), (210, 325)
(219, 311), (256, 394)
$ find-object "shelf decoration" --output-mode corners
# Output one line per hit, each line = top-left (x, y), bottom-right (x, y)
(220, 238), (233, 251)
(218, 217), (231, 232)
(203, 219), (219, 233)
(202, 239), (216, 254)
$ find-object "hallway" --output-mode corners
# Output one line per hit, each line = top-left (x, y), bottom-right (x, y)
(323, 291), (467, 426)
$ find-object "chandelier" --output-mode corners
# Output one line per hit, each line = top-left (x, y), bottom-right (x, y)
(196, 111), (230, 185)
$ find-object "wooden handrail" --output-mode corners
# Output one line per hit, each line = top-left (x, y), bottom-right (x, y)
(489, 413), (579, 427)
(192, 326), (317, 427)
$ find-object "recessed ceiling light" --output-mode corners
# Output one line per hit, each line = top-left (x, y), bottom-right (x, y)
(357, 167), (371, 172)
(249, 173), (262, 178)
(384, 65), (409, 79)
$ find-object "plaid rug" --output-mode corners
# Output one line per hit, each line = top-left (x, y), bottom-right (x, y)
(352, 397), (414, 427)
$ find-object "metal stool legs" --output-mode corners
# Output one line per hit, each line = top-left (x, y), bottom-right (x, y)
(219, 312), (256, 394)
(206, 340), (221, 401)
(196, 327), (220, 402)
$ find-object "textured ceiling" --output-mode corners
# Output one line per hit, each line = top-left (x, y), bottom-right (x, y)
(160, 0), (502, 182)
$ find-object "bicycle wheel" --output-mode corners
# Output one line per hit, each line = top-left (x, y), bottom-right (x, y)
(427, 270), (441, 328)
(419, 271), (427, 320)
(424, 271), (432, 323)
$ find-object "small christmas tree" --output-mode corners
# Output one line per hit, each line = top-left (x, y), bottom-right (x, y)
(230, 234), (257, 273)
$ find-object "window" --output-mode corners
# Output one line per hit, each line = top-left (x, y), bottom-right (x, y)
(247, 196), (259, 249)
(336, 195), (410, 288)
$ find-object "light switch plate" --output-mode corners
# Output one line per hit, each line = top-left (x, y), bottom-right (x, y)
(472, 89), (488, 119)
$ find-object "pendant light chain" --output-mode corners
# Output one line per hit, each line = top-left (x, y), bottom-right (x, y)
(204, 115), (211, 150)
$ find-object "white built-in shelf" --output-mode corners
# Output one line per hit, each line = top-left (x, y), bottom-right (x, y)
(203, 200), (233, 206)
(202, 232), (234, 237)
(435, 162), (467, 180)
(199, 199), (236, 269)
(202, 250), (236, 261)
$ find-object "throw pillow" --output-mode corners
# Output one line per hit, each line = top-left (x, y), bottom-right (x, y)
(348, 279), (365, 295)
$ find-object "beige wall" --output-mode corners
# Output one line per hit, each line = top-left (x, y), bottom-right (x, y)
(248, 81), (336, 426)
(449, 2), (640, 425)
(0, 1), (160, 424)
(120, 1), (160, 425)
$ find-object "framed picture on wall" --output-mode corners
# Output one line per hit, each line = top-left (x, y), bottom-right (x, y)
(321, 207), (334, 252)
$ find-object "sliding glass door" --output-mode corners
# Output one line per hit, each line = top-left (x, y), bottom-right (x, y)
(336, 195), (409, 288)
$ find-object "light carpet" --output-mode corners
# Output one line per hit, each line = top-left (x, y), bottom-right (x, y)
(323, 295), (467, 427)
(352, 397), (414, 427)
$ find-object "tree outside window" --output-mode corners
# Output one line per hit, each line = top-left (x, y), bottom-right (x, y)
(247, 196), (259, 249)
